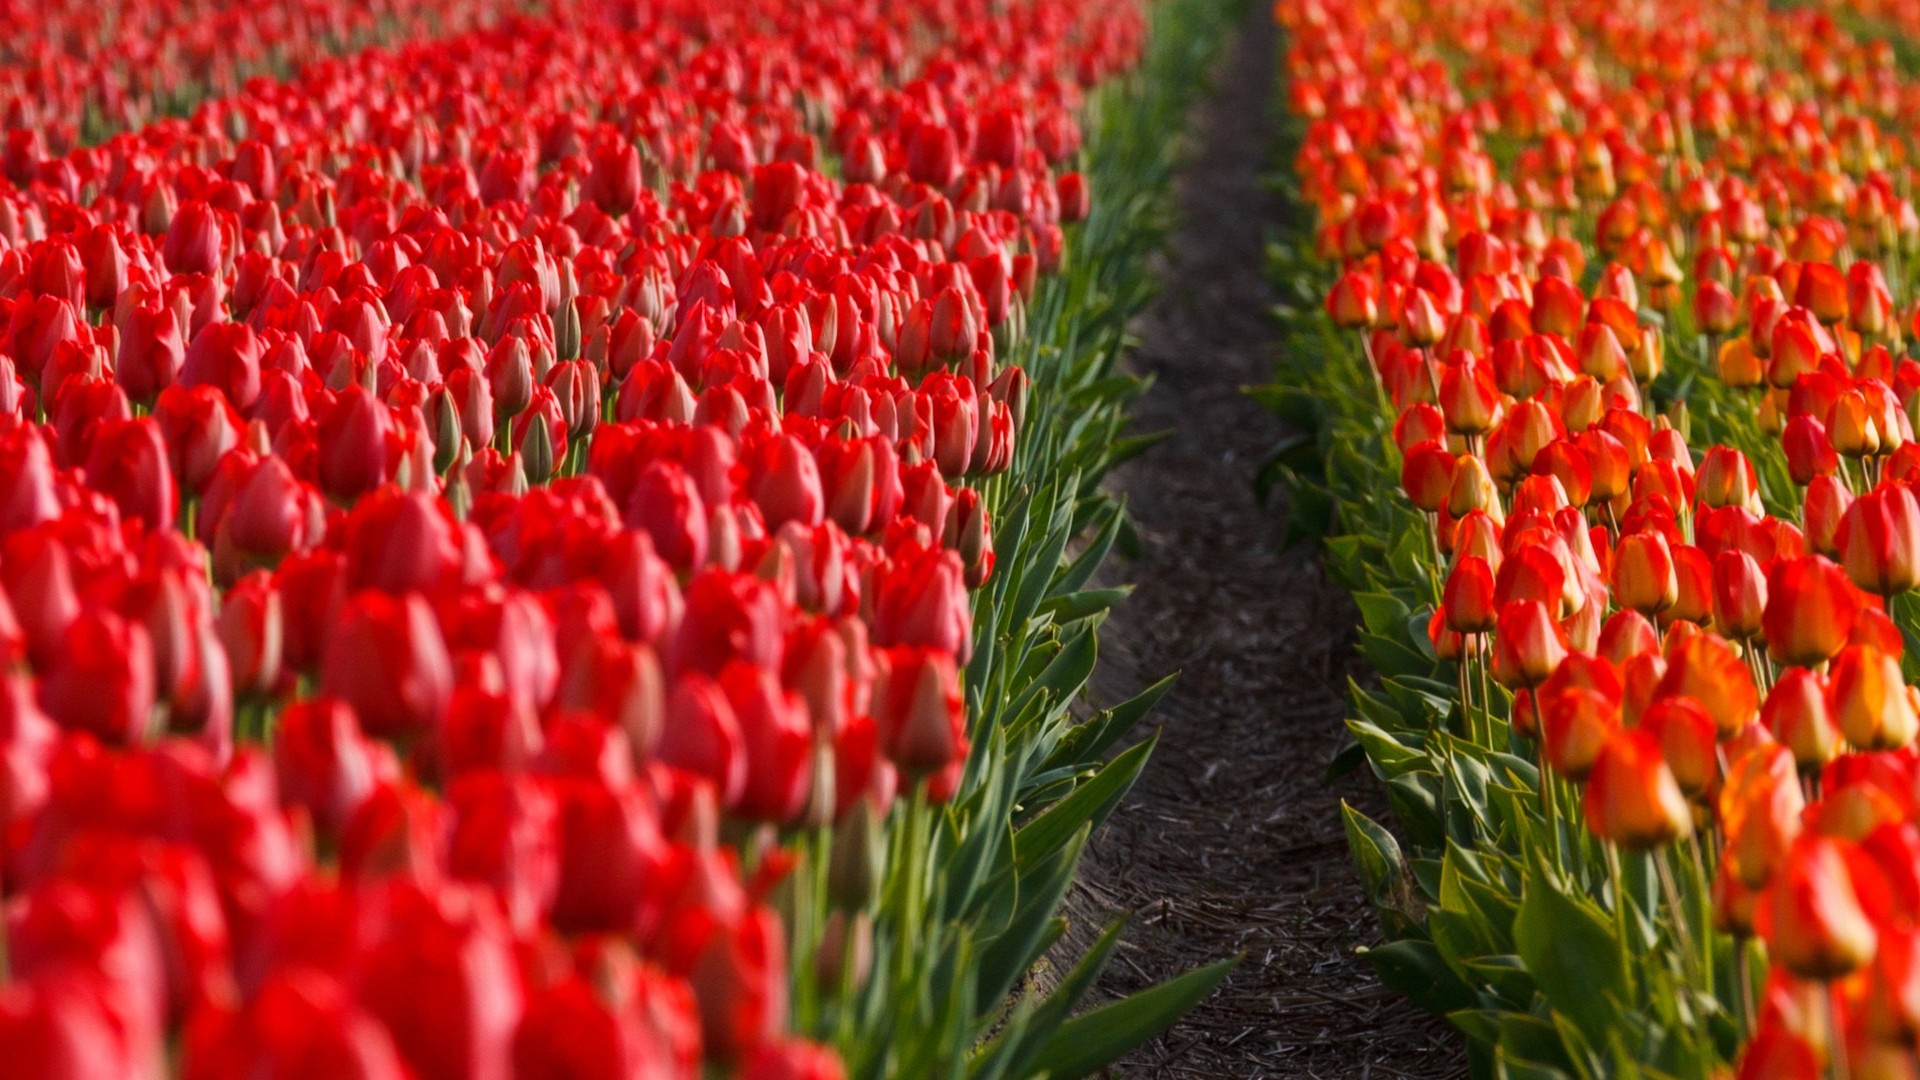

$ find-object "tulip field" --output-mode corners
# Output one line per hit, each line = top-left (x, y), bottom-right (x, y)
(1264, 0), (1920, 1073)
(58, 0), (1920, 1072)
(0, 0), (1251, 1075)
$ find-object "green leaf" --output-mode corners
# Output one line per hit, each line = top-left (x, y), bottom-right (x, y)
(1042, 673), (1177, 774)
(973, 827), (1088, 1014)
(1022, 958), (1238, 1079)
(1341, 802), (1404, 908)
(1360, 938), (1480, 1015)
(1513, 857), (1627, 1047)
(1038, 586), (1130, 625)
(1011, 733), (1156, 872)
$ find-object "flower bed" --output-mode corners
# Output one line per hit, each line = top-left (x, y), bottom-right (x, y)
(1267, 0), (1920, 1074)
(0, 0), (1237, 1075)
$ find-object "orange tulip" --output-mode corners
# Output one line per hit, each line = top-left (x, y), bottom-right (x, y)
(1445, 453), (1501, 519)
(1836, 484), (1920, 595)
(1585, 728), (1693, 850)
(1761, 667), (1842, 772)
(1578, 428), (1633, 504)
(1803, 474), (1854, 558)
(1829, 643), (1919, 750)
(1399, 440), (1455, 513)
(1695, 279), (1740, 336)
(1759, 836), (1878, 980)
(1327, 270), (1380, 329)
(1765, 556), (1861, 666)
(1717, 336), (1767, 389)
(1597, 609), (1660, 666)
(1662, 543), (1715, 628)
(1721, 745), (1806, 889)
(1490, 600), (1567, 689)
(1438, 355), (1503, 436)
(1655, 631), (1760, 738)
(1639, 696), (1719, 796)
(1865, 926), (1920, 1041)
(1611, 530), (1677, 614)
(1530, 275), (1584, 340)
(1696, 446), (1762, 514)
(1795, 261), (1850, 325)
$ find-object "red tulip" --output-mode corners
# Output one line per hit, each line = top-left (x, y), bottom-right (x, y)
(184, 969), (406, 1080)
(85, 417), (176, 531)
(319, 592), (454, 741)
(179, 322), (263, 413)
(274, 698), (389, 837)
(689, 908), (787, 1063)
(39, 611), (156, 744)
(720, 662), (812, 822)
(353, 882), (525, 1080)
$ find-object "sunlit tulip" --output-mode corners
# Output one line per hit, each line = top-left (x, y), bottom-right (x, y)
(1585, 728), (1693, 850)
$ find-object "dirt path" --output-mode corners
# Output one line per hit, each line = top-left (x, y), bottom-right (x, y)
(1071, 9), (1467, 1077)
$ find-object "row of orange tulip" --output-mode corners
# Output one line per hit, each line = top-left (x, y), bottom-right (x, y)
(1278, 0), (1920, 1074)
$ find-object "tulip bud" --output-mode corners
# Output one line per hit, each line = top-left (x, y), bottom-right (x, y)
(1445, 453), (1500, 519)
(1696, 446), (1760, 514)
(1539, 678), (1619, 782)
(217, 572), (284, 698)
(813, 909), (873, 998)
(1439, 356), (1502, 435)
(1327, 271), (1380, 330)
(38, 611), (157, 743)
(828, 798), (883, 910)
(1782, 415), (1841, 486)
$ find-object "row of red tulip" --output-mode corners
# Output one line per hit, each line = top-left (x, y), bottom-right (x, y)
(0, 0), (1145, 1076)
(0, 0), (538, 149)
(1282, 0), (1920, 1073)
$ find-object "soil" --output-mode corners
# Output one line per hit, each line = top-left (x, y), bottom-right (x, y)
(1066, 8), (1470, 1077)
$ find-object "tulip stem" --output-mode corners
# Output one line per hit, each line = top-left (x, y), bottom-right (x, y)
(1425, 512), (1444, 604)
(1456, 656), (1472, 740)
(1734, 937), (1754, 1039)
(1828, 981), (1852, 1080)
(891, 781), (933, 991)
(1605, 843), (1635, 997)
(1653, 849), (1705, 1009)
(1476, 648), (1493, 746)
(1538, 747), (1560, 872)
(1356, 331), (1386, 409)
